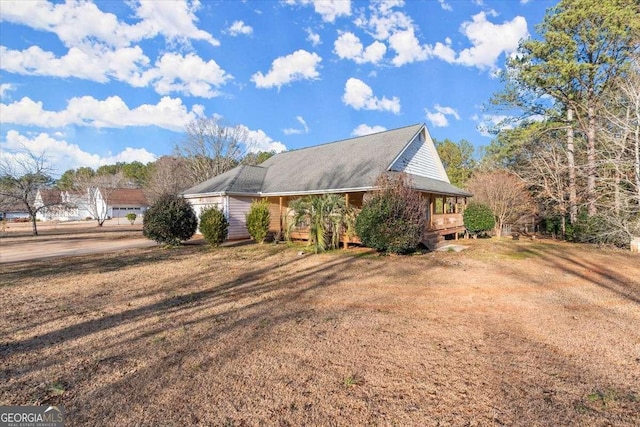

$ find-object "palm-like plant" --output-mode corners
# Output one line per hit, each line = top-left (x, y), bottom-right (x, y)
(288, 194), (355, 253)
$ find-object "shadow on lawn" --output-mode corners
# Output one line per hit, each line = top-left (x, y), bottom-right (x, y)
(1, 250), (375, 372)
(510, 244), (640, 305)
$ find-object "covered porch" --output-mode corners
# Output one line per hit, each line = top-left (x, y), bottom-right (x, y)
(264, 191), (467, 250)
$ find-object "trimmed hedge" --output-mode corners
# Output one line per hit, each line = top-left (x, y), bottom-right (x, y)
(199, 206), (228, 246)
(143, 194), (197, 245)
(245, 199), (271, 243)
(463, 202), (495, 237)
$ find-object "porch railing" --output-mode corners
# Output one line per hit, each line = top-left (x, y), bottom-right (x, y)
(428, 213), (464, 232)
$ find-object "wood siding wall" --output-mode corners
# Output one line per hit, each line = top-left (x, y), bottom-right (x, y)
(390, 130), (449, 182)
(227, 196), (254, 239)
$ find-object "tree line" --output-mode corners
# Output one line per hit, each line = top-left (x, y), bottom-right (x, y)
(437, 0), (639, 246)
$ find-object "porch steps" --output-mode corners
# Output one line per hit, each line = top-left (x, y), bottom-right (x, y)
(421, 231), (445, 251)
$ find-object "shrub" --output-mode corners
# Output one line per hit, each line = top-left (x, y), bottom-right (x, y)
(199, 206), (228, 246)
(289, 194), (354, 253)
(126, 212), (137, 225)
(245, 199), (271, 243)
(355, 174), (426, 254)
(463, 202), (495, 238)
(143, 194), (197, 245)
(572, 212), (639, 248)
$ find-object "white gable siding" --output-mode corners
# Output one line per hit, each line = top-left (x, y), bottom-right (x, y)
(227, 196), (253, 239)
(389, 129), (450, 183)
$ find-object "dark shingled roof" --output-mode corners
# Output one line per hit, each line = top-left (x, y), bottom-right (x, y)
(393, 173), (473, 197)
(182, 124), (471, 197)
(182, 165), (267, 195)
(258, 124), (422, 193)
(109, 188), (149, 207)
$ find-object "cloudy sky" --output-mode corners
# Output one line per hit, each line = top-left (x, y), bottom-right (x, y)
(0, 0), (551, 175)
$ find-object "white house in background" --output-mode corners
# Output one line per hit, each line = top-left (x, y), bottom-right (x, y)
(35, 189), (91, 221)
(35, 188), (149, 221)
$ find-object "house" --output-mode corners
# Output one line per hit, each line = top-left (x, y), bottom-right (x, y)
(182, 124), (472, 248)
(107, 188), (149, 218)
(0, 203), (30, 221)
(35, 188), (149, 221)
(35, 189), (92, 221)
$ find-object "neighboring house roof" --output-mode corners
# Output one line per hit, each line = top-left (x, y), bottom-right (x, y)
(183, 124), (471, 198)
(108, 188), (149, 207)
(0, 202), (29, 214)
(36, 189), (64, 205)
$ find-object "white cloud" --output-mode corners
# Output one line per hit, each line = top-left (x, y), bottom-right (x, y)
(425, 104), (460, 128)
(1, 96), (204, 132)
(133, 0), (219, 46)
(251, 50), (322, 89)
(0, 45), (150, 84)
(520, 0), (532, 4)
(438, 0), (453, 11)
(0, 0), (219, 48)
(283, 116), (309, 135)
(456, 12), (528, 71)
(342, 78), (400, 114)
(472, 113), (511, 137)
(241, 127), (287, 153)
(427, 38), (456, 63)
(0, 83), (15, 99)
(1, 130), (157, 173)
(142, 53), (232, 98)
(306, 28), (321, 46)
(388, 27), (429, 66)
(334, 32), (386, 64)
(359, 0), (412, 41)
(351, 124), (386, 136)
(0, 46), (230, 98)
(228, 20), (253, 36)
(286, 0), (351, 23)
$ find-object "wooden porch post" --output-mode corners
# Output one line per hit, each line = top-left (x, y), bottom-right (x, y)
(279, 197), (283, 235)
(429, 195), (434, 229)
(343, 193), (349, 249)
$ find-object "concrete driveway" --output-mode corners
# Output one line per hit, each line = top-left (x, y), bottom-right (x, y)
(0, 237), (158, 263)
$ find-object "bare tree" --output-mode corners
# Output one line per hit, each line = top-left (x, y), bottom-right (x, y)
(144, 156), (194, 203)
(175, 116), (248, 184)
(74, 172), (125, 226)
(593, 52), (640, 244)
(466, 170), (536, 237)
(0, 147), (58, 235)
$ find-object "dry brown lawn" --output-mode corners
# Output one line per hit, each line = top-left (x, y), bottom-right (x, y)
(1, 236), (639, 426)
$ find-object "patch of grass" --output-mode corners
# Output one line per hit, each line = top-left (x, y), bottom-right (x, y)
(151, 335), (167, 344)
(344, 373), (364, 388)
(504, 250), (538, 260)
(586, 389), (617, 407)
(47, 381), (66, 396)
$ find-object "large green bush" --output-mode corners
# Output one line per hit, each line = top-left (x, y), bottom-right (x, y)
(199, 206), (229, 246)
(463, 202), (495, 237)
(355, 174), (425, 254)
(245, 199), (271, 243)
(143, 194), (197, 245)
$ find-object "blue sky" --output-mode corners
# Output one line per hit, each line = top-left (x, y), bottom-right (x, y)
(0, 0), (552, 176)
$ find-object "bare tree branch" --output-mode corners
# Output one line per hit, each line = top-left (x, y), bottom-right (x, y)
(0, 146), (57, 235)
